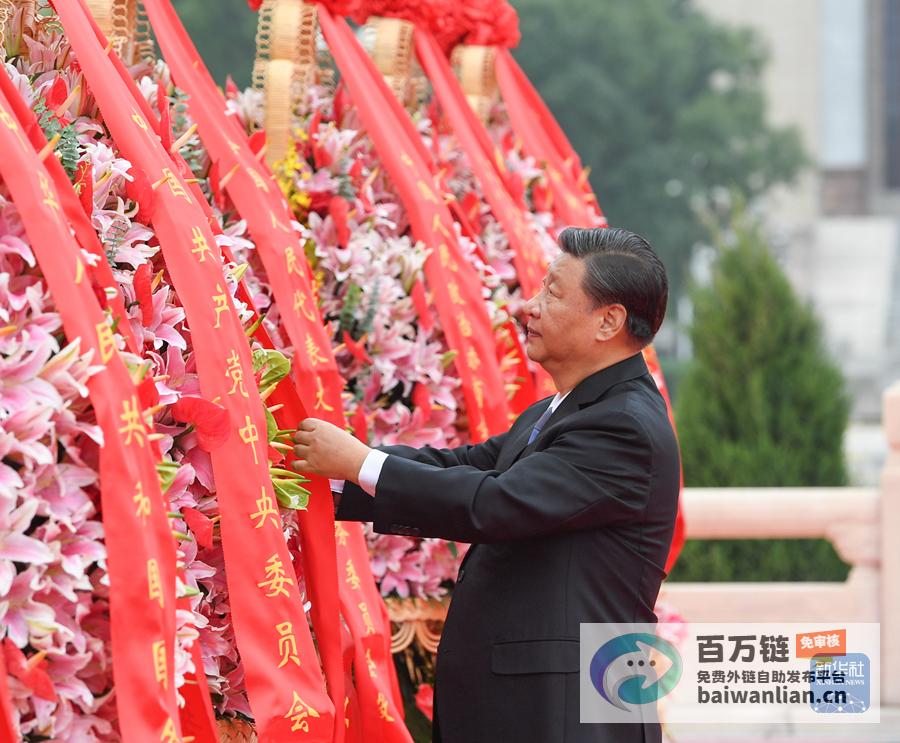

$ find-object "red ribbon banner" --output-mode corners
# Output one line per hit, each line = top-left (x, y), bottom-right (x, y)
(142, 1), (412, 738)
(53, 1), (335, 738)
(0, 74), (183, 743)
(494, 48), (605, 229)
(319, 5), (510, 441)
(415, 29), (546, 300)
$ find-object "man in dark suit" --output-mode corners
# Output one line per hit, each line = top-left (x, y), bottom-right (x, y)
(293, 227), (680, 742)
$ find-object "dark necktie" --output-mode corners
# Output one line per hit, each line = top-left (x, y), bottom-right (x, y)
(527, 402), (556, 445)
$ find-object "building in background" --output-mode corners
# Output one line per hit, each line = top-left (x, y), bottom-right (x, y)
(694, 0), (898, 432)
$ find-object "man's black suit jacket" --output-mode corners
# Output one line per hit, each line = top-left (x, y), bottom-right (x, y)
(336, 352), (680, 743)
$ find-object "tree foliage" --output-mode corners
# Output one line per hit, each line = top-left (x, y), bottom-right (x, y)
(172, 0), (258, 87)
(669, 209), (850, 582)
(512, 0), (807, 296)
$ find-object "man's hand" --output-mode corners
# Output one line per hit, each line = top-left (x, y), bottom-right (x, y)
(292, 418), (371, 482)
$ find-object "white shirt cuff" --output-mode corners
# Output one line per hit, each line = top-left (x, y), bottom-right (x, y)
(358, 449), (388, 496)
(329, 479), (345, 494)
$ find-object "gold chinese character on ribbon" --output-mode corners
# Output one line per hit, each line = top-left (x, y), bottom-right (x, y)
(134, 482), (151, 522)
(0, 108), (27, 150)
(38, 171), (60, 214)
(249, 168), (270, 193)
(416, 180), (438, 204)
(225, 348), (248, 397)
(275, 621), (301, 668)
(438, 243), (458, 273)
(358, 602), (376, 636)
(376, 692), (395, 722)
(285, 691), (320, 733)
(270, 210), (291, 233)
(431, 213), (451, 238)
(285, 246), (302, 276)
(457, 315), (473, 338)
(161, 167), (191, 202)
(292, 289), (316, 322)
(160, 717), (179, 743)
(345, 559), (360, 591)
(473, 379), (485, 411)
(250, 486), (279, 530)
(466, 347), (481, 372)
(212, 284), (229, 329)
(131, 110), (149, 132)
(151, 639), (167, 689)
(147, 558), (164, 607)
(314, 376), (334, 412)
(190, 226), (213, 263)
(257, 553), (294, 598)
(96, 320), (116, 364)
(400, 152), (414, 168)
(335, 522), (349, 546)
(119, 396), (146, 447)
(365, 648), (377, 679)
(305, 336), (328, 367)
(238, 415), (260, 465)
(447, 281), (466, 307)
(475, 419), (489, 441)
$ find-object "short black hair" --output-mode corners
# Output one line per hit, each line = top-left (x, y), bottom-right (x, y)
(558, 226), (668, 346)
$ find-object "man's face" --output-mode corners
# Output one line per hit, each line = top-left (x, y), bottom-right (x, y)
(523, 253), (600, 368)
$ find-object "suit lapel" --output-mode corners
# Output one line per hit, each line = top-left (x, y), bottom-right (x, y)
(502, 391), (581, 468)
(496, 353), (650, 469)
(495, 400), (552, 471)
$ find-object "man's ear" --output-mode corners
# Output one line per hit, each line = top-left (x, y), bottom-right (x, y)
(594, 303), (628, 342)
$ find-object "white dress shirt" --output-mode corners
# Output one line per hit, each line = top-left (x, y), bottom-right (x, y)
(331, 390), (571, 497)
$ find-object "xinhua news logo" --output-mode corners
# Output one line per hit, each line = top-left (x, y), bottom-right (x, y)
(588, 632), (682, 711)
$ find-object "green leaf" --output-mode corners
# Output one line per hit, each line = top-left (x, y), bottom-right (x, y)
(269, 467), (309, 482)
(252, 348), (291, 390)
(264, 406), (278, 442)
(448, 542), (458, 559)
(272, 478), (311, 510)
(156, 460), (179, 494)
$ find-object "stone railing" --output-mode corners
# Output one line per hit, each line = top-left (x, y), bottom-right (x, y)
(659, 382), (900, 705)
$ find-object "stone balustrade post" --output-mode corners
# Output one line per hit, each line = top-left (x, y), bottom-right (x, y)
(880, 382), (900, 704)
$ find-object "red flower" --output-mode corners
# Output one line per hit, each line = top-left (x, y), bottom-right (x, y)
(3, 640), (57, 702)
(126, 167), (156, 224)
(181, 507), (215, 549)
(412, 382), (432, 424)
(171, 396), (231, 452)
(342, 330), (373, 364)
(461, 0), (520, 48)
(133, 262), (154, 327)
(415, 683), (434, 721)
(329, 195), (351, 247)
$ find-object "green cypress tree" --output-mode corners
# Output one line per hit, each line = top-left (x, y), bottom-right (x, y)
(669, 211), (851, 582)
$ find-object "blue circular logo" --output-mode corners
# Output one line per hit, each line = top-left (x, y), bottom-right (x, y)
(589, 633), (682, 709)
